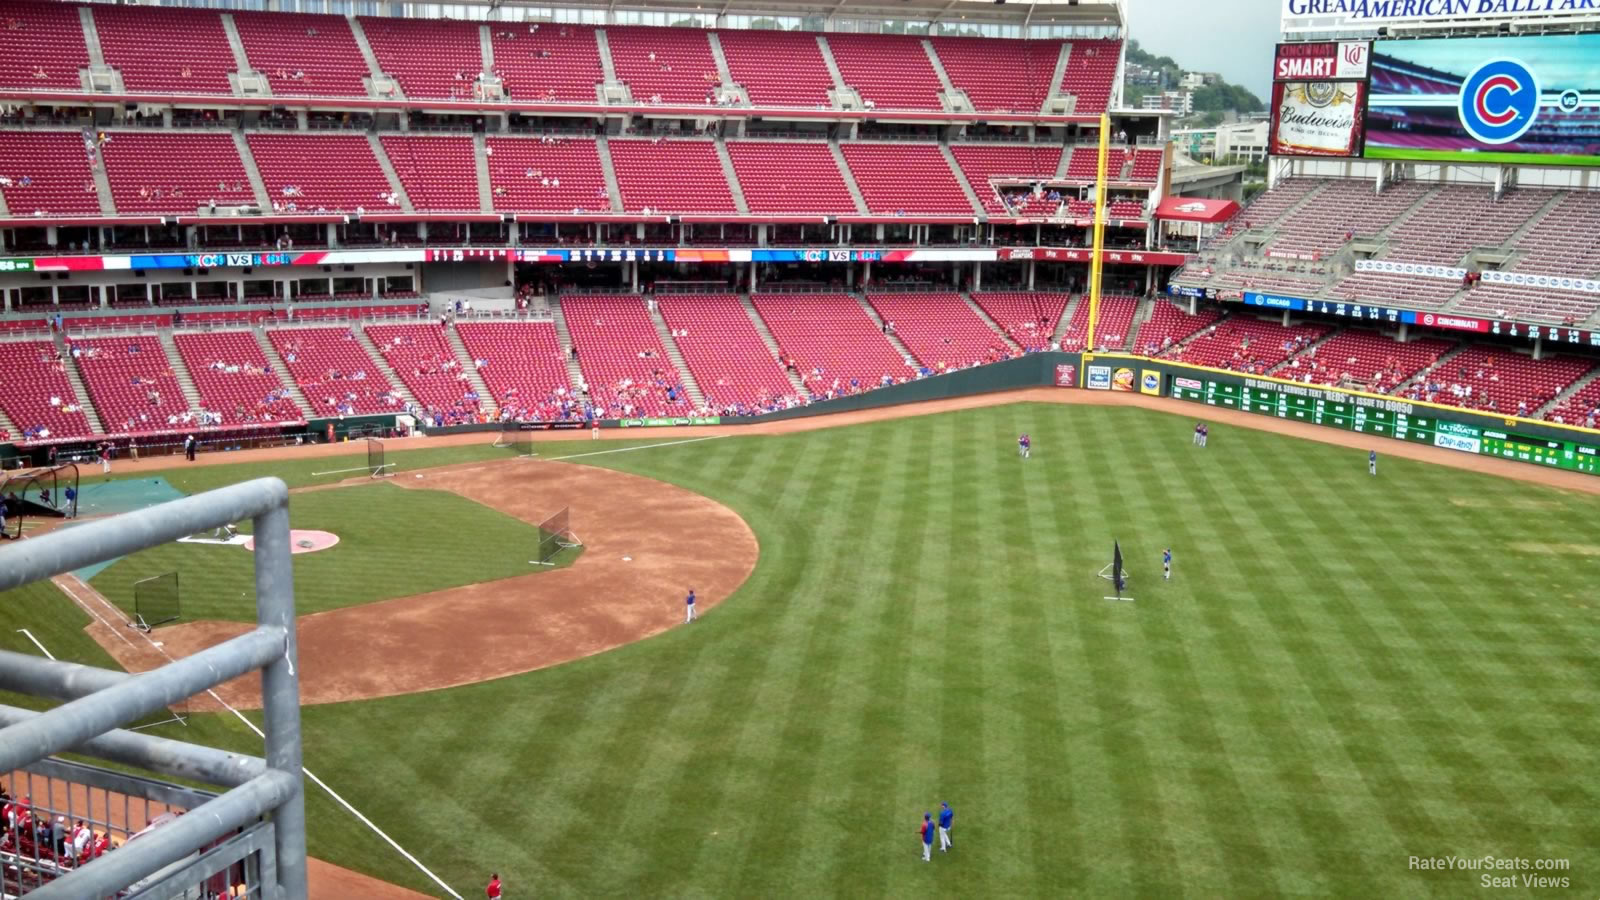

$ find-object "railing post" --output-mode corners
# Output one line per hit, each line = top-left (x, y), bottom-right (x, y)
(253, 500), (308, 899)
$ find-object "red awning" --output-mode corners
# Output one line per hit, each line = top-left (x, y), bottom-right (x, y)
(1154, 196), (1239, 223)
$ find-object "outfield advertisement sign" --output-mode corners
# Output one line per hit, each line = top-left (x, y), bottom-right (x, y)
(1054, 364), (1077, 387)
(1355, 259), (1465, 281)
(1270, 81), (1369, 157)
(1274, 42), (1371, 81)
(1481, 269), (1600, 295)
(1282, 0), (1600, 33)
(619, 417), (723, 427)
(1365, 34), (1600, 167)
(1168, 373), (1600, 473)
(1086, 366), (1113, 390)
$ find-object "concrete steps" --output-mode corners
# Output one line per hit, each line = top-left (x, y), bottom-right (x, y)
(233, 132), (272, 210)
(348, 16), (401, 98)
(56, 334), (106, 435)
(547, 296), (589, 392)
(595, 28), (619, 84)
(368, 133), (416, 213)
(251, 327), (314, 418)
(1054, 293), (1081, 344)
(829, 140), (869, 214)
(714, 138), (750, 215)
(444, 321), (497, 416)
(646, 300), (706, 408)
(1044, 43), (1072, 111)
(219, 13), (263, 97)
(478, 24), (494, 74)
(351, 324), (419, 408)
(1266, 324), (1344, 377)
(962, 292), (1020, 353)
(473, 133), (493, 214)
(739, 294), (808, 394)
(852, 293), (917, 363)
(156, 330), (204, 411)
(707, 31), (735, 87)
(939, 144), (985, 216)
(595, 136), (624, 213)
(78, 6), (106, 67)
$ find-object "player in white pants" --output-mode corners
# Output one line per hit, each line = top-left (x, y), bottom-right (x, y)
(685, 588), (696, 623)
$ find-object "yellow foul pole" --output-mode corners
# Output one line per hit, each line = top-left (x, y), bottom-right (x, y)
(1086, 111), (1111, 354)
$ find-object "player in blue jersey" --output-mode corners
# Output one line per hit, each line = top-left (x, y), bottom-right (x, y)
(1369, 449), (1377, 476)
(938, 802), (953, 852)
(1018, 433), (1030, 459)
(1163, 548), (1172, 581)
(920, 812), (935, 861)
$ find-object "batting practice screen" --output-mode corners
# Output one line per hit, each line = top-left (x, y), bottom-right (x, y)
(537, 507), (573, 564)
(367, 438), (386, 477)
(133, 571), (180, 631)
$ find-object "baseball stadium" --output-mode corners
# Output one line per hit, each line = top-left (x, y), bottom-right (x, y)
(0, 0), (1597, 896)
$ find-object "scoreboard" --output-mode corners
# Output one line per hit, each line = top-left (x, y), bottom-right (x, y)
(1170, 376), (1600, 475)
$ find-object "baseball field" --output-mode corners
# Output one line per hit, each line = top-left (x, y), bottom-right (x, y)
(3, 395), (1596, 897)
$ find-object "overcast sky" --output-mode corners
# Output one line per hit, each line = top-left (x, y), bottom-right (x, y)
(1126, 0), (1282, 99)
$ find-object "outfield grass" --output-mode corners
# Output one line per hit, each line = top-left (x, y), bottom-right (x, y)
(4, 403), (1598, 896)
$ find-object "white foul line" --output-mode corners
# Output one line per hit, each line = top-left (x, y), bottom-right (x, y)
(49, 577), (464, 899)
(15, 629), (56, 660)
(549, 434), (727, 461)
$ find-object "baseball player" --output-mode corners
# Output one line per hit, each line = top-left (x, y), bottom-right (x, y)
(98, 441), (111, 474)
(685, 588), (696, 624)
(1193, 422), (1203, 446)
(1163, 548), (1172, 580)
(0, 499), (7, 539)
(1369, 449), (1377, 476)
(919, 812), (935, 862)
(184, 434), (197, 462)
(1200, 423), (1208, 448)
(938, 802), (954, 852)
(485, 873), (503, 899)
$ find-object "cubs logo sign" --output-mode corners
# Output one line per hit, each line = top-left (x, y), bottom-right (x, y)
(1458, 58), (1540, 145)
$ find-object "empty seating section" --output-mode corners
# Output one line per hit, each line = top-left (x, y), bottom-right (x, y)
(1130, 149), (1162, 182)
(380, 135), (481, 212)
(233, 11), (368, 97)
(1137, 302), (1222, 356)
(1452, 190), (1600, 324)
(1058, 40), (1121, 115)
(605, 26), (718, 105)
(826, 34), (943, 111)
(751, 293), (907, 388)
(1335, 186), (1553, 308)
(1059, 295), (1138, 351)
(173, 331), (304, 424)
(266, 327), (401, 415)
(64, 314), (167, 333)
(366, 324), (481, 420)
(726, 142), (856, 214)
(970, 292), (1069, 350)
(950, 145), (1062, 216)
(866, 293), (1011, 369)
(455, 321), (571, 418)
(656, 294), (795, 408)
(717, 30), (832, 108)
(1290, 329), (1453, 392)
(357, 16), (481, 99)
(1235, 177), (1320, 228)
(493, 23), (602, 103)
(0, 132), (100, 216)
(248, 133), (390, 213)
(608, 140), (736, 213)
(1064, 146), (1100, 181)
(71, 336), (190, 434)
(931, 37), (1059, 113)
(1544, 377), (1600, 426)
(560, 294), (688, 417)
(0, 341), (94, 441)
(0, 2), (90, 90)
(1165, 316), (1329, 373)
(101, 132), (251, 214)
(486, 137), (609, 213)
(1108, 200), (1144, 218)
(1400, 347), (1592, 415)
(840, 144), (971, 215)
(1262, 180), (1430, 260)
(93, 5), (233, 94)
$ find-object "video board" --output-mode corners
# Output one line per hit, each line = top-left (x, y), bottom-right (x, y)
(1269, 42), (1371, 158)
(1364, 33), (1600, 167)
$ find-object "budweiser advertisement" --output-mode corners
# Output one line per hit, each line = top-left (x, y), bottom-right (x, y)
(1273, 41), (1371, 82)
(1269, 80), (1367, 157)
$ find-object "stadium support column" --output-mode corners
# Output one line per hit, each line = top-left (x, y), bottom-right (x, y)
(971, 261), (981, 291)
(1027, 260), (1035, 290)
(862, 260), (872, 290)
(748, 263), (757, 293)
(1533, 334), (1544, 361)
(327, 223), (338, 248)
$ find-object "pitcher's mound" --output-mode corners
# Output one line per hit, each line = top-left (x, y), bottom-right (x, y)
(242, 529), (340, 554)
